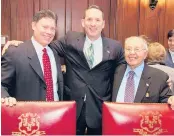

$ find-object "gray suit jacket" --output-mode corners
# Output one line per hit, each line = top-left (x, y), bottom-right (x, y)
(165, 49), (174, 68)
(148, 63), (174, 93)
(112, 64), (173, 103)
(1, 40), (63, 101)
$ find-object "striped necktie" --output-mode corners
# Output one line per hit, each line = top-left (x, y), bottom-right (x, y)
(85, 43), (94, 69)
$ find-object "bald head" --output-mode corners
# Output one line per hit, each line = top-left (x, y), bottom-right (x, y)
(125, 36), (148, 51)
(124, 36), (148, 69)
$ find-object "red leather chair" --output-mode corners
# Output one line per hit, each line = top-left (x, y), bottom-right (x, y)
(2, 101), (76, 135)
(103, 102), (174, 135)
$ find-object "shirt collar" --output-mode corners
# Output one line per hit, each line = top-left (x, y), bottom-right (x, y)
(85, 35), (102, 46)
(125, 62), (144, 77)
(31, 36), (49, 54)
(169, 49), (174, 56)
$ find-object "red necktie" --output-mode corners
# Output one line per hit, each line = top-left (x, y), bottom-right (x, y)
(42, 48), (54, 101)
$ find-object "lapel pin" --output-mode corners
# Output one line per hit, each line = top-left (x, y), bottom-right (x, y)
(146, 83), (149, 87)
(107, 50), (110, 54)
(146, 92), (149, 97)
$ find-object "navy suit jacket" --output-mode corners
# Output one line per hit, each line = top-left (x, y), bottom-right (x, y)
(51, 31), (125, 128)
(165, 49), (174, 68)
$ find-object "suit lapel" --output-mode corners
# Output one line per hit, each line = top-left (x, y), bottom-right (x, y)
(134, 64), (151, 102)
(102, 37), (110, 61)
(167, 50), (174, 67)
(76, 34), (90, 69)
(75, 35), (110, 69)
(167, 50), (173, 62)
(87, 37), (111, 70)
(27, 40), (45, 84)
(112, 64), (126, 101)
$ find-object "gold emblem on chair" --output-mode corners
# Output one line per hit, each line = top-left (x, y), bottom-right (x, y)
(12, 113), (45, 135)
(134, 111), (168, 135)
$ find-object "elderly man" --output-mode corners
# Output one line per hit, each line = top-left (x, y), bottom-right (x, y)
(112, 36), (174, 108)
(1, 5), (125, 135)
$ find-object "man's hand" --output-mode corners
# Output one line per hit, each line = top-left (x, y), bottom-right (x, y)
(2, 40), (23, 55)
(1, 97), (17, 107)
(168, 96), (174, 110)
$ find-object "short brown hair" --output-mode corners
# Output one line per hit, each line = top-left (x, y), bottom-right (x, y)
(167, 29), (174, 39)
(147, 42), (166, 62)
(84, 5), (104, 19)
(33, 9), (57, 25)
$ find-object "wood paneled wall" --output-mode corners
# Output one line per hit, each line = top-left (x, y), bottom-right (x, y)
(2, 0), (174, 48)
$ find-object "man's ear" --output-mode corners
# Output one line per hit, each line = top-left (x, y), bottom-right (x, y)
(81, 19), (85, 28)
(144, 50), (148, 60)
(31, 22), (36, 31)
(102, 20), (105, 29)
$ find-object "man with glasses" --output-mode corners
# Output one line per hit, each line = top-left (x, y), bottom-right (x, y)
(1, 5), (125, 135)
(112, 36), (174, 108)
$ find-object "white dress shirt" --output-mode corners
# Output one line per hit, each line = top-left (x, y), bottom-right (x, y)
(83, 36), (103, 101)
(31, 37), (59, 101)
(83, 36), (103, 68)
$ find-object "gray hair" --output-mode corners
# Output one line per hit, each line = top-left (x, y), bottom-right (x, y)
(125, 36), (148, 50)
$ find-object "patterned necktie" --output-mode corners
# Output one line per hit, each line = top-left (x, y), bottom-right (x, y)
(124, 71), (135, 102)
(85, 43), (94, 69)
(42, 48), (54, 101)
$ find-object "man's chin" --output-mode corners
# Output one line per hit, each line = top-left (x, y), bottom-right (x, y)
(44, 40), (52, 45)
(40, 42), (51, 46)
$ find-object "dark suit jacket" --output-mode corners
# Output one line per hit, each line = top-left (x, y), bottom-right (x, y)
(112, 64), (173, 103)
(165, 49), (174, 68)
(1, 40), (63, 101)
(51, 31), (125, 128)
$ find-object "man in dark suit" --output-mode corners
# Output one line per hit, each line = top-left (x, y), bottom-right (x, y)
(165, 29), (174, 68)
(112, 36), (174, 107)
(2, 5), (125, 135)
(51, 5), (125, 135)
(1, 10), (63, 105)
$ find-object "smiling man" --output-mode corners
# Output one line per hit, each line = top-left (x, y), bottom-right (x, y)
(1, 10), (63, 103)
(51, 5), (125, 135)
(1, 5), (125, 135)
(112, 36), (174, 107)
(165, 29), (174, 68)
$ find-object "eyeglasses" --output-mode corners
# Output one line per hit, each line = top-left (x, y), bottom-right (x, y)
(125, 48), (146, 53)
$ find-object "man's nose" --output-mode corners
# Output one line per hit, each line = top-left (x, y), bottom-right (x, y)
(91, 20), (96, 26)
(46, 29), (53, 34)
(129, 50), (136, 54)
